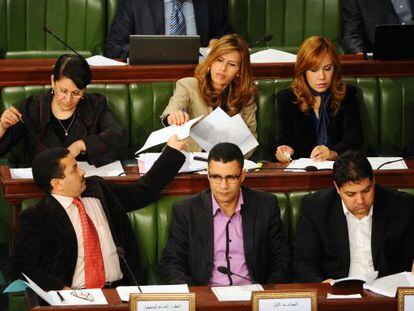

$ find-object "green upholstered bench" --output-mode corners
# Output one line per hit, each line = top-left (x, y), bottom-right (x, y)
(0, 0), (106, 58)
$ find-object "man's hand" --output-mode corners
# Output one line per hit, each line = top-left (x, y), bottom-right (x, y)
(275, 145), (294, 162)
(167, 110), (190, 126)
(166, 134), (185, 151)
(322, 278), (334, 284)
(67, 140), (86, 157)
(310, 145), (337, 161)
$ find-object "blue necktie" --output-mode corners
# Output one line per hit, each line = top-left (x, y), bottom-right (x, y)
(169, 0), (186, 35)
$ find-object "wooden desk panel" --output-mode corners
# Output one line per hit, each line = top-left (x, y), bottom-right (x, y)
(25, 283), (395, 311)
(1, 57), (414, 88)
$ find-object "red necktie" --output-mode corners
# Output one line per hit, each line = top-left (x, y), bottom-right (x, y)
(72, 198), (105, 288)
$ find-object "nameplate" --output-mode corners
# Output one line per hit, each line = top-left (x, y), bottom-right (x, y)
(397, 288), (414, 311)
(130, 293), (195, 311)
(252, 290), (318, 311)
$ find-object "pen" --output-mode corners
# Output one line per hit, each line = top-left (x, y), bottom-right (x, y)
(57, 290), (65, 302)
(193, 156), (208, 162)
(181, 107), (186, 113)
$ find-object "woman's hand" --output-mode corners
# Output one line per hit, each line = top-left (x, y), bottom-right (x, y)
(0, 106), (23, 130)
(275, 145), (294, 162)
(310, 145), (337, 161)
(67, 140), (86, 157)
(166, 134), (185, 151)
(167, 110), (190, 126)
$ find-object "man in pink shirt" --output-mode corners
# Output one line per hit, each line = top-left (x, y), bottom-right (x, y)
(160, 143), (291, 285)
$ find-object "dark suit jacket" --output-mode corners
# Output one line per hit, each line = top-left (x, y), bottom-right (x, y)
(104, 0), (234, 58)
(293, 185), (414, 283)
(0, 91), (126, 167)
(159, 187), (291, 285)
(342, 0), (414, 53)
(8, 146), (185, 290)
(274, 86), (362, 160)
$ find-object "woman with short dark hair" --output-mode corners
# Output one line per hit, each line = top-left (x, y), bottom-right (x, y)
(0, 54), (126, 166)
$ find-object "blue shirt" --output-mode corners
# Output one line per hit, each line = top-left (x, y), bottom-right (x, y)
(164, 0), (197, 35)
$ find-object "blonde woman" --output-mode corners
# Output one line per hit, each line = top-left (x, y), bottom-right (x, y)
(161, 34), (257, 157)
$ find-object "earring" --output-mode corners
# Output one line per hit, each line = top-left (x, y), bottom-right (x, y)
(51, 89), (54, 95)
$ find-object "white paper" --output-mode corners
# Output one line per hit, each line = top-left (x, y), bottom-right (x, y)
(211, 284), (264, 301)
(136, 300), (189, 311)
(10, 168), (32, 179)
(367, 157), (408, 170)
(116, 284), (189, 302)
(258, 297), (312, 310)
(326, 293), (362, 299)
(136, 116), (204, 154)
(363, 272), (414, 297)
(23, 273), (58, 306)
(250, 49), (296, 63)
(199, 47), (211, 57)
(330, 271), (378, 286)
(86, 55), (127, 66)
(285, 158), (334, 172)
(78, 161), (124, 177)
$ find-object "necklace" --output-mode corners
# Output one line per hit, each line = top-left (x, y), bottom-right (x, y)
(57, 113), (76, 136)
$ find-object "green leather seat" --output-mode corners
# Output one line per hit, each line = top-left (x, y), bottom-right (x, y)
(0, 0), (106, 58)
(227, 0), (342, 53)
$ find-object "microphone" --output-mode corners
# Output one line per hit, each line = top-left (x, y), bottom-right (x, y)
(217, 266), (252, 282)
(248, 34), (274, 48)
(376, 156), (414, 170)
(42, 27), (82, 57)
(116, 247), (141, 292)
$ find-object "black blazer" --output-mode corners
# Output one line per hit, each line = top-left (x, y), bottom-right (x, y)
(342, 0), (414, 53)
(293, 186), (414, 283)
(274, 86), (362, 160)
(8, 146), (185, 290)
(159, 187), (291, 285)
(104, 0), (234, 58)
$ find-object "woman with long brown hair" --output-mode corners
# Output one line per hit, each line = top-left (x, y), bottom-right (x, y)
(274, 36), (362, 162)
(161, 34), (257, 156)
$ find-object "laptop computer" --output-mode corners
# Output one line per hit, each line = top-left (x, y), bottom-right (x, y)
(129, 35), (200, 65)
(373, 24), (414, 60)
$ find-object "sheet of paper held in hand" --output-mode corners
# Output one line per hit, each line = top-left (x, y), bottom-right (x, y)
(23, 273), (107, 306)
(116, 284), (190, 302)
(212, 284), (264, 301)
(135, 115), (204, 154)
(10, 161), (124, 179)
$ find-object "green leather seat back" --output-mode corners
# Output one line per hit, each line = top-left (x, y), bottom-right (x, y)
(287, 191), (310, 240)
(0, 0), (106, 58)
(377, 77), (414, 156)
(129, 83), (175, 153)
(227, 0), (341, 53)
(271, 192), (289, 238)
(107, 0), (119, 32)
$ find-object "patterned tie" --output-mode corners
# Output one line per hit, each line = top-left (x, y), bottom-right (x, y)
(72, 198), (105, 288)
(169, 0), (186, 35)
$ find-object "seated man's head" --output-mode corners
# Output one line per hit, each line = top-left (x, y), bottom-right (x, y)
(207, 143), (246, 207)
(32, 148), (86, 197)
(333, 150), (374, 219)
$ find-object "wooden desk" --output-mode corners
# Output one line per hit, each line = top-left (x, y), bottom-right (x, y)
(2, 57), (414, 88)
(25, 283), (395, 311)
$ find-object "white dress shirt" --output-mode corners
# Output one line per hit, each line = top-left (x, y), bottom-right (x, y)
(52, 194), (123, 289)
(342, 201), (375, 277)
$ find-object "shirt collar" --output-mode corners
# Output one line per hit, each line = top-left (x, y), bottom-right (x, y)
(52, 194), (78, 210)
(212, 190), (244, 216)
(341, 200), (373, 220)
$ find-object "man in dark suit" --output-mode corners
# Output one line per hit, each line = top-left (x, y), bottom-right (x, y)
(104, 0), (234, 59)
(342, 0), (414, 53)
(8, 136), (185, 290)
(294, 150), (414, 283)
(159, 143), (291, 285)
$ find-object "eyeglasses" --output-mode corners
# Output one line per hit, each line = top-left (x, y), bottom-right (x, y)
(208, 173), (241, 184)
(70, 290), (94, 302)
(54, 86), (85, 100)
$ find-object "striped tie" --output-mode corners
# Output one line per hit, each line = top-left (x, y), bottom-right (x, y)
(169, 0), (186, 35)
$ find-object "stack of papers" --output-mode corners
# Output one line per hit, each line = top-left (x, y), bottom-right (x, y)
(250, 49), (296, 63)
(116, 284), (189, 302)
(211, 284), (264, 301)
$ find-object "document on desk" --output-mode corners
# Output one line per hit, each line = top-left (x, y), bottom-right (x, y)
(135, 115), (205, 154)
(285, 158), (334, 172)
(250, 49), (296, 63)
(10, 161), (124, 179)
(116, 284), (190, 302)
(86, 55), (127, 66)
(363, 272), (414, 297)
(212, 284), (264, 301)
(23, 273), (107, 306)
(190, 107), (258, 155)
(367, 157), (408, 170)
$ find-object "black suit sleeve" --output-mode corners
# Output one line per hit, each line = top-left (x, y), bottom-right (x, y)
(104, 0), (134, 58)
(330, 86), (363, 154)
(159, 202), (196, 285)
(342, 0), (368, 54)
(293, 196), (325, 283)
(210, 0), (234, 40)
(108, 146), (185, 212)
(275, 90), (296, 153)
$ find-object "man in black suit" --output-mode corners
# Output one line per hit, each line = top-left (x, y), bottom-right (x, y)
(104, 0), (234, 59)
(159, 143), (291, 285)
(342, 0), (414, 53)
(293, 150), (414, 283)
(8, 136), (185, 290)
